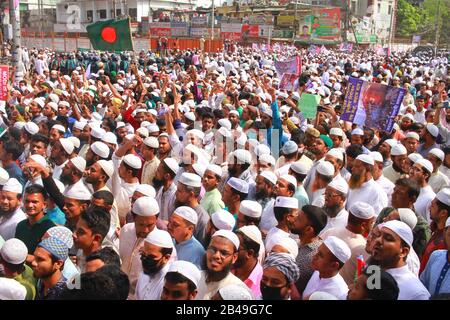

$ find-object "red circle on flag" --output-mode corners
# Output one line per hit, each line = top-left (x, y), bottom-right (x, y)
(101, 27), (117, 43)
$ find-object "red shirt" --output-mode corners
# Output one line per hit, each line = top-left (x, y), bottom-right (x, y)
(420, 230), (446, 274)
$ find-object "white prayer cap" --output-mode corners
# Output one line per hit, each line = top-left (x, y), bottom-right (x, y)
(254, 144), (271, 157)
(205, 164), (222, 178)
(47, 102), (58, 112)
(290, 162), (309, 175)
(192, 163), (206, 178)
(167, 260), (201, 288)
(279, 174), (297, 188)
(73, 121), (87, 131)
(59, 138), (75, 155)
(258, 154), (275, 166)
(179, 172), (202, 188)
(163, 158), (179, 175)
(218, 118), (232, 130)
(239, 200), (262, 218)
(0, 167), (9, 185)
(186, 129), (205, 140)
(238, 225), (263, 247)
(132, 196), (159, 216)
(135, 184), (156, 198)
(282, 141), (298, 155)
(0, 278), (27, 300)
(233, 149), (252, 164)
(185, 112), (196, 122)
(323, 236), (352, 263)
(48, 93), (59, 104)
(274, 196), (298, 209)
(30, 154), (47, 168)
(116, 122), (126, 129)
(397, 208), (418, 230)
(382, 220), (413, 247)
(436, 188), (450, 206)
(317, 161), (335, 177)
(67, 137), (80, 149)
(349, 202), (376, 219)
(136, 127), (149, 138)
(46, 226), (73, 248)
(24, 122), (40, 135)
(123, 154), (142, 169)
(144, 229), (173, 249)
(384, 139), (398, 148)
(1, 238), (28, 264)
(229, 110), (239, 117)
(309, 291), (338, 300)
(33, 97), (45, 108)
(70, 156), (86, 173)
(369, 151), (383, 163)
(227, 177), (249, 194)
(416, 158), (433, 174)
(52, 124), (66, 133)
(429, 148), (445, 162)
(147, 124), (160, 133)
(58, 101), (70, 108)
(97, 160), (114, 178)
(426, 124), (439, 138)
(408, 153), (423, 163)
(90, 141), (110, 159)
(402, 113), (414, 122)
(326, 148), (344, 161)
(351, 128), (364, 135)
(328, 179), (348, 195)
(330, 127), (344, 137)
(260, 171), (278, 186)
(391, 144), (407, 156)
(219, 284), (253, 300)
(91, 127), (106, 139)
(356, 154), (374, 166)
(212, 230), (240, 250)
(217, 126), (232, 138)
(102, 132), (118, 145)
(174, 206), (198, 225)
(211, 209), (236, 231)
(405, 132), (420, 141)
(3, 178), (22, 194)
(64, 184), (92, 201)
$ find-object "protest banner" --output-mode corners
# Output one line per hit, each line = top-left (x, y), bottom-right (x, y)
(279, 73), (299, 91)
(0, 65), (9, 101)
(341, 77), (406, 132)
(274, 56), (301, 78)
(298, 93), (321, 119)
(339, 42), (353, 52)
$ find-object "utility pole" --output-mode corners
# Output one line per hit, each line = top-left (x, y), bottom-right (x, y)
(9, 0), (22, 82)
(434, 0), (441, 55)
(211, 0), (215, 41)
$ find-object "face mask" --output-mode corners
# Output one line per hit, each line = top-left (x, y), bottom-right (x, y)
(260, 283), (284, 300)
(141, 254), (163, 275)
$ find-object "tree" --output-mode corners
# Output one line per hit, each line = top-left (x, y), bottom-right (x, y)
(396, 0), (421, 37)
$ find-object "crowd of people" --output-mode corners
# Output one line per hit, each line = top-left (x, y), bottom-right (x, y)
(0, 42), (449, 300)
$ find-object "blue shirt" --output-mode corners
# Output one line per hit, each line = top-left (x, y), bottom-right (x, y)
(420, 249), (450, 296)
(4, 162), (27, 187)
(45, 207), (67, 226)
(267, 101), (282, 151)
(175, 236), (205, 270)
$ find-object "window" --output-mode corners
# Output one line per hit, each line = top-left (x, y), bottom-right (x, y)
(98, 9), (106, 19)
(378, 3), (381, 13)
(86, 10), (93, 22)
(388, 5), (392, 15)
(129, 8), (137, 22)
(116, 9), (121, 17)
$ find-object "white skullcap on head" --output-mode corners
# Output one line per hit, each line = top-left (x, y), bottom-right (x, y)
(416, 158), (433, 174)
(123, 154), (142, 169)
(239, 200), (262, 218)
(91, 127), (106, 139)
(212, 230), (240, 250)
(238, 225), (263, 246)
(402, 113), (414, 122)
(179, 172), (202, 188)
(67, 137), (80, 149)
(167, 260), (201, 288)
(102, 132), (118, 145)
(73, 121), (87, 131)
(144, 229), (173, 249)
(47, 102), (58, 112)
(227, 177), (249, 194)
(397, 208), (418, 230)
(436, 188), (450, 206)
(52, 124), (66, 133)
(0, 167), (9, 185)
(351, 128), (364, 136)
(205, 164), (222, 178)
(211, 209), (236, 231)
(90, 141), (110, 159)
(59, 138), (75, 155)
(70, 156), (86, 173)
(272, 237), (299, 259)
(218, 118), (232, 130)
(405, 132), (420, 141)
(258, 154), (275, 166)
(30, 154), (47, 168)
(323, 236), (352, 263)
(0, 278), (27, 300)
(233, 149), (252, 164)
(0, 238), (28, 264)
(369, 151), (383, 163)
(135, 184), (156, 198)
(191, 163), (206, 178)
(136, 127), (149, 138)
(382, 220), (413, 247)
(174, 206), (198, 225)
(219, 284), (253, 300)
(64, 183), (92, 200)
(290, 161), (309, 175)
(260, 170), (277, 186)
(184, 112), (196, 122)
(280, 174), (297, 188)
(408, 153), (423, 163)
(349, 202), (376, 219)
(317, 161), (335, 177)
(309, 291), (338, 300)
(426, 124), (439, 138)
(163, 158), (179, 175)
(217, 126), (232, 138)
(97, 160), (114, 178)
(391, 144), (407, 156)
(446, 217), (450, 228)
(254, 144), (271, 157)
(383, 139), (398, 148)
(143, 136), (159, 148)
(429, 148), (445, 162)
(24, 122), (40, 135)
(3, 178), (23, 194)
(356, 154), (374, 166)
(147, 124), (160, 133)
(274, 196), (298, 209)
(327, 148), (344, 161)
(132, 196), (159, 216)
(328, 179), (348, 195)
(330, 128), (344, 137)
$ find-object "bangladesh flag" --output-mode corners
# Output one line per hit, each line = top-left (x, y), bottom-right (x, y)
(86, 18), (133, 52)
